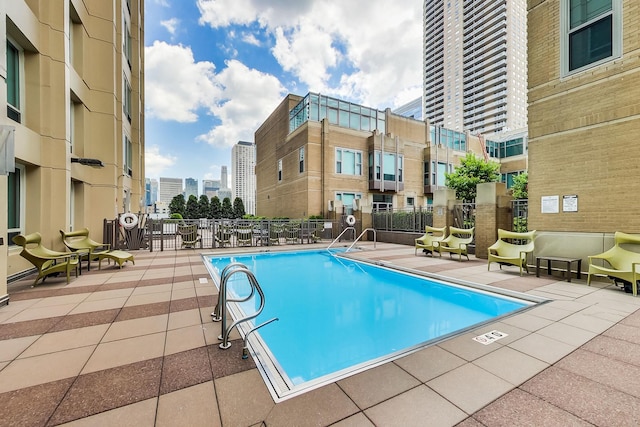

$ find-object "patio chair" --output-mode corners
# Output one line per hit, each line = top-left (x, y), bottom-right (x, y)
(177, 224), (201, 249)
(285, 222), (301, 244)
(487, 229), (537, 275)
(13, 232), (80, 285)
(434, 226), (475, 261)
(216, 224), (233, 247)
(60, 228), (110, 269)
(269, 223), (284, 245)
(587, 231), (640, 296)
(415, 225), (447, 256)
(236, 224), (254, 246)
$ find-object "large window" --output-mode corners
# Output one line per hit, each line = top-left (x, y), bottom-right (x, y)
(562, 0), (621, 75)
(368, 151), (403, 182)
(335, 192), (362, 215)
(8, 165), (25, 245)
(335, 148), (362, 176)
(124, 134), (133, 176)
(6, 40), (21, 123)
(123, 75), (132, 122)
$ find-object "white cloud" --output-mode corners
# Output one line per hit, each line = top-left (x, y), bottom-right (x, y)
(196, 60), (287, 148)
(196, 0), (422, 109)
(241, 32), (261, 46)
(145, 145), (177, 179)
(144, 41), (219, 122)
(153, 0), (170, 7)
(160, 18), (179, 35)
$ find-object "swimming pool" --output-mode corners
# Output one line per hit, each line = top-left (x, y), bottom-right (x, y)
(203, 249), (539, 401)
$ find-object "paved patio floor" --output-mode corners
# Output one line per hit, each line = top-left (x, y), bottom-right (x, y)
(1, 242), (640, 426)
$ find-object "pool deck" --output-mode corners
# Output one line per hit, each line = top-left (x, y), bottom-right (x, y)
(1, 242), (640, 426)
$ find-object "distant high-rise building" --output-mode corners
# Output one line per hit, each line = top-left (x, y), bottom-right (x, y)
(159, 177), (183, 205)
(221, 166), (229, 190)
(202, 179), (221, 198)
(394, 97), (423, 120)
(232, 141), (257, 215)
(145, 178), (158, 206)
(184, 177), (198, 200)
(150, 179), (158, 205)
(423, 0), (527, 135)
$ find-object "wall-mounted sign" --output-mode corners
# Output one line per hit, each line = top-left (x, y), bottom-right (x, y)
(563, 195), (578, 212)
(541, 195), (559, 213)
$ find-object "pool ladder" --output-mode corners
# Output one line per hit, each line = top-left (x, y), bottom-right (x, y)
(212, 262), (278, 358)
(327, 227), (377, 252)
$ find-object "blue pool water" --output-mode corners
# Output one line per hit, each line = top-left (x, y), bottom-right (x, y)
(205, 249), (531, 392)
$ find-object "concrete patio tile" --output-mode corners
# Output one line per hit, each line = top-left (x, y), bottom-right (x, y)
(472, 388), (591, 427)
(172, 280), (196, 290)
(265, 383), (359, 427)
(102, 314), (168, 342)
(19, 324), (109, 358)
(507, 332), (576, 364)
(215, 369), (274, 427)
(160, 346), (212, 395)
(527, 290), (574, 300)
(500, 312), (554, 332)
(0, 335), (40, 362)
(68, 297), (129, 315)
(168, 308), (202, 330)
(170, 287), (197, 300)
(536, 321), (598, 347)
(526, 303), (573, 321)
(83, 288), (134, 302)
(124, 291), (172, 307)
(578, 303), (631, 323)
(331, 412), (375, 427)
(59, 397), (158, 427)
(394, 345), (466, 382)
(365, 385), (467, 427)
(7, 303), (77, 322)
(427, 363), (513, 414)
(131, 283), (173, 296)
(473, 346), (549, 386)
(467, 321), (530, 346)
(559, 311), (616, 334)
(582, 335), (640, 367)
(337, 362), (420, 409)
(522, 366), (640, 427)
(29, 293), (89, 308)
(620, 309), (640, 327)
(556, 349), (640, 397)
(0, 377), (75, 427)
(164, 324), (206, 355)
(156, 381), (221, 427)
(436, 331), (503, 362)
(604, 323), (640, 345)
(81, 332), (166, 374)
(0, 345), (95, 393)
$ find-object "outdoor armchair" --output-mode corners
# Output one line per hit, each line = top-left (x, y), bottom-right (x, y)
(60, 228), (110, 269)
(177, 224), (201, 249)
(13, 232), (80, 285)
(434, 226), (475, 261)
(487, 229), (537, 276)
(587, 231), (640, 296)
(415, 225), (447, 256)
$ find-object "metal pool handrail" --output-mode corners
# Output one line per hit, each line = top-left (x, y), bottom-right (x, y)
(212, 262), (278, 352)
(346, 228), (377, 252)
(326, 227), (356, 252)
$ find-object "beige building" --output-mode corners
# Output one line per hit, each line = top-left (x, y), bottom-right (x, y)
(1, 0), (145, 302)
(528, 0), (639, 234)
(255, 92), (523, 220)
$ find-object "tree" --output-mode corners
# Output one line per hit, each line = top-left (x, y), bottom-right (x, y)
(210, 196), (222, 219)
(445, 153), (500, 202)
(168, 194), (186, 217)
(198, 195), (211, 218)
(184, 195), (199, 219)
(221, 197), (233, 218)
(232, 197), (246, 219)
(511, 172), (528, 199)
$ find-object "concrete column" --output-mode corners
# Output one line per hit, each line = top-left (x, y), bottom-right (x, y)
(475, 182), (511, 259)
(432, 188), (457, 229)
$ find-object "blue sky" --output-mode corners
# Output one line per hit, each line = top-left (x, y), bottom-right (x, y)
(144, 0), (423, 191)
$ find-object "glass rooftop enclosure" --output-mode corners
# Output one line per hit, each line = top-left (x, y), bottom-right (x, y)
(289, 93), (386, 134)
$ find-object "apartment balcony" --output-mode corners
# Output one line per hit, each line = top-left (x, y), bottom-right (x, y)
(369, 179), (404, 192)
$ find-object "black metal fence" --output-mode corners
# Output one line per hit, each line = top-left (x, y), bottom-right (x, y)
(372, 206), (434, 232)
(511, 199), (528, 232)
(104, 217), (345, 251)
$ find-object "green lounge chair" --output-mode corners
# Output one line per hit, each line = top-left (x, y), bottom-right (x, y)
(60, 228), (110, 270)
(434, 226), (475, 261)
(588, 231), (640, 296)
(487, 229), (537, 275)
(415, 225), (447, 256)
(13, 232), (80, 285)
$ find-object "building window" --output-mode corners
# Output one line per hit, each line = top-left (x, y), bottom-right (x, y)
(6, 40), (22, 123)
(124, 20), (132, 69)
(335, 192), (362, 215)
(299, 147), (305, 173)
(406, 197), (415, 207)
(8, 165), (25, 245)
(335, 148), (362, 176)
(123, 75), (132, 122)
(369, 151), (403, 182)
(562, 0), (621, 75)
(124, 134), (133, 176)
(277, 158), (282, 181)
